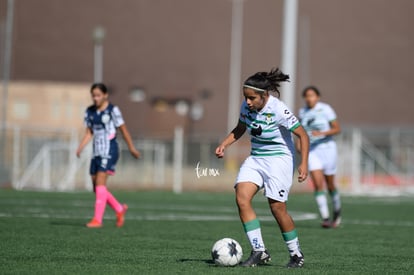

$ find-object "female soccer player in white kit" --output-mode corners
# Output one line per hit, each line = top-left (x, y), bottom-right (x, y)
(216, 68), (309, 268)
(76, 83), (140, 228)
(298, 86), (341, 228)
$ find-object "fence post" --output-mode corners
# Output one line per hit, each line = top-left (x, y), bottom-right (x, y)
(60, 129), (77, 191)
(69, 129), (78, 190)
(154, 143), (166, 186)
(351, 128), (362, 193)
(42, 145), (51, 190)
(12, 126), (20, 189)
(389, 128), (400, 170)
(84, 145), (92, 191)
(173, 126), (184, 193)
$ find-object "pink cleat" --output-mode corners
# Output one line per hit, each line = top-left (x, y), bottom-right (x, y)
(86, 218), (102, 228)
(116, 204), (128, 228)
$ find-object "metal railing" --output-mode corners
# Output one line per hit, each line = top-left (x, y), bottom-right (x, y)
(1, 125), (414, 195)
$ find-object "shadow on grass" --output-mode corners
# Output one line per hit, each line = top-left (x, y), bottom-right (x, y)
(50, 220), (85, 227)
(177, 258), (276, 268)
(177, 258), (215, 265)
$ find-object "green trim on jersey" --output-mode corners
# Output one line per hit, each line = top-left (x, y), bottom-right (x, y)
(290, 122), (301, 131)
(251, 151), (286, 157)
(251, 137), (284, 145)
(251, 135), (282, 141)
(247, 119), (276, 126)
(244, 113), (276, 126)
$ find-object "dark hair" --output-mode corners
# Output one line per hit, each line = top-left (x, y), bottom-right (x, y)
(302, 86), (320, 97)
(243, 68), (290, 97)
(90, 83), (108, 94)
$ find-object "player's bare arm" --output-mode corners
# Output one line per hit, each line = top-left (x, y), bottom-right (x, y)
(119, 124), (141, 159)
(294, 135), (302, 153)
(293, 125), (309, 182)
(312, 120), (341, 137)
(215, 121), (246, 158)
(76, 127), (93, 157)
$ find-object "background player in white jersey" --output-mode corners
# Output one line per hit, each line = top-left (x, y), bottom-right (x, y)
(76, 83), (140, 228)
(298, 86), (341, 228)
(216, 68), (309, 268)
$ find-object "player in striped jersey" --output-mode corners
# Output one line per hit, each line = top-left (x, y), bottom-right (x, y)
(76, 83), (140, 228)
(216, 68), (309, 268)
(298, 86), (341, 228)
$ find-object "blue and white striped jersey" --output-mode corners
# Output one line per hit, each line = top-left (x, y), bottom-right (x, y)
(84, 104), (124, 157)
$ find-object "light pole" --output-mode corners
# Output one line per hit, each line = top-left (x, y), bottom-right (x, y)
(92, 26), (106, 83)
(1, 0), (14, 182)
(226, 0), (244, 172)
(280, 0), (299, 111)
(2, 0), (14, 132)
(227, 0), (244, 133)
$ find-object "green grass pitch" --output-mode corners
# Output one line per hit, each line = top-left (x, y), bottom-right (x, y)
(0, 189), (413, 274)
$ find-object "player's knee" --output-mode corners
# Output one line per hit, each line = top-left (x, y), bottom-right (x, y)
(235, 195), (248, 208)
(269, 201), (288, 217)
(312, 178), (325, 191)
(235, 194), (252, 209)
(235, 184), (256, 209)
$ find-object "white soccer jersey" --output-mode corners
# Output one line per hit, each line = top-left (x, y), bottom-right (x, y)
(239, 95), (300, 157)
(299, 102), (337, 146)
(84, 104), (125, 157)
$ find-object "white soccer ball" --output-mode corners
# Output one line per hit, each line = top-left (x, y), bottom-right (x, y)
(211, 238), (243, 266)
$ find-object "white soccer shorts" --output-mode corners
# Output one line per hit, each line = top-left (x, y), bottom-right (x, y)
(235, 155), (294, 202)
(308, 141), (337, 175)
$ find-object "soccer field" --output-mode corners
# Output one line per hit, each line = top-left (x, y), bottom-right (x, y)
(0, 190), (413, 274)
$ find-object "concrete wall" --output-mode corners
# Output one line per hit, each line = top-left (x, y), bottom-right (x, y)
(1, 0), (413, 139)
(1, 81), (89, 131)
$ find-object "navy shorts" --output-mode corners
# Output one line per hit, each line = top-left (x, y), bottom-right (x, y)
(89, 153), (119, 176)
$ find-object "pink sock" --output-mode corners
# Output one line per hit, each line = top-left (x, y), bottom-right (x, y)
(106, 190), (124, 213)
(94, 186), (108, 223)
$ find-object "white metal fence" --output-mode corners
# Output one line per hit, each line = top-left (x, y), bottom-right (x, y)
(0, 126), (170, 191)
(1, 125), (413, 195)
(336, 127), (414, 195)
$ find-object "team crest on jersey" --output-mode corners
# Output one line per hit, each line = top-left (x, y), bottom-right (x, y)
(265, 114), (272, 124)
(101, 114), (110, 124)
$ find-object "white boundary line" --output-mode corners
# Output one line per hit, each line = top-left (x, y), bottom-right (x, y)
(1, 211), (414, 227)
(0, 212), (318, 222)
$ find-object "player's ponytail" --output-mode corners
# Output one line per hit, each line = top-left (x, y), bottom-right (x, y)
(243, 68), (290, 98)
